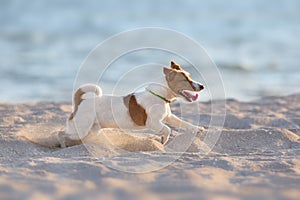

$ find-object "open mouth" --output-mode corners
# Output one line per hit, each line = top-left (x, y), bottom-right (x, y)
(179, 90), (199, 102)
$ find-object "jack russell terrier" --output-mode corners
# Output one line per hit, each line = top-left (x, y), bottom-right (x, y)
(59, 61), (205, 147)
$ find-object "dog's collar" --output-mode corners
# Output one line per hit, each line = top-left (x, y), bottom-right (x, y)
(146, 88), (172, 104)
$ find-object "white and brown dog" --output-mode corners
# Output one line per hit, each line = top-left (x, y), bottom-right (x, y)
(60, 61), (204, 147)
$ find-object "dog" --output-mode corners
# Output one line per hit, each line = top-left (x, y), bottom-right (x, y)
(59, 61), (204, 147)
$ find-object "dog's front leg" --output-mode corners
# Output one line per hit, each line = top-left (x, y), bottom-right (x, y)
(147, 121), (171, 144)
(164, 114), (204, 133)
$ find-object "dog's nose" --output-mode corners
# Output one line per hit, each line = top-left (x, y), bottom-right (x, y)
(192, 82), (203, 91)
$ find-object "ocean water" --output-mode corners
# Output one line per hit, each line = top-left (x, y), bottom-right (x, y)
(0, 0), (299, 102)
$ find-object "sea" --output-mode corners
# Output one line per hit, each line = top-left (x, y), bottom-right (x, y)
(1, 0), (299, 102)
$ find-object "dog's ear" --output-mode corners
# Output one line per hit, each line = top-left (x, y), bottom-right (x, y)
(163, 67), (172, 75)
(163, 67), (176, 81)
(170, 61), (182, 70)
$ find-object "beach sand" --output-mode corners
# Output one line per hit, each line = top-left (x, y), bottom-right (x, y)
(0, 94), (299, 200)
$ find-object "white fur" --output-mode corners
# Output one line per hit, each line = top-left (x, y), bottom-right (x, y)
(64, 70), (204, 146)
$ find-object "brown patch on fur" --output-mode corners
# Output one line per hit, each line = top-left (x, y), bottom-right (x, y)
(164, 61), (201, 93)
(169, 62), (195, 88)
(170, 61), (182, 70)
(123, 94), (147, 126)
(164, 70), (194, 93)
(68, 88), (85, 120)
(180, 71), (196, 90)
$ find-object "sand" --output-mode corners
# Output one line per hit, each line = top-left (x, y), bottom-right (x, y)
(0, 93), (300, 200)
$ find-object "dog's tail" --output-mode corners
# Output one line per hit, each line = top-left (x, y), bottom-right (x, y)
(69, 84), (102, 120)
(75, 83), (102, 97)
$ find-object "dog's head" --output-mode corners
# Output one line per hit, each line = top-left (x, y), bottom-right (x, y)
(164, 61), (204, 102)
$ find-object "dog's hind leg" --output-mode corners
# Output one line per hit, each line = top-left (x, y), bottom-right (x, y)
(57, 131), (82, 148)
(65, 101), (96, 141)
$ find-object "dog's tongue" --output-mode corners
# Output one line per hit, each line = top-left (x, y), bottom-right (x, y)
(184, 91), (199, 101)
(192, 93), (199, 101)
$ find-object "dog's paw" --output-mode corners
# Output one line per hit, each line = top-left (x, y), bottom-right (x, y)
(197, 126), (205, 134)
(57, 131), (67, 148)
(161, 136), (166, 144)
(161, 133), (170, 145)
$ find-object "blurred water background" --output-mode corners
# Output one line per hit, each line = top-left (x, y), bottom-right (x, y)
(0, 0), (299, 102)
